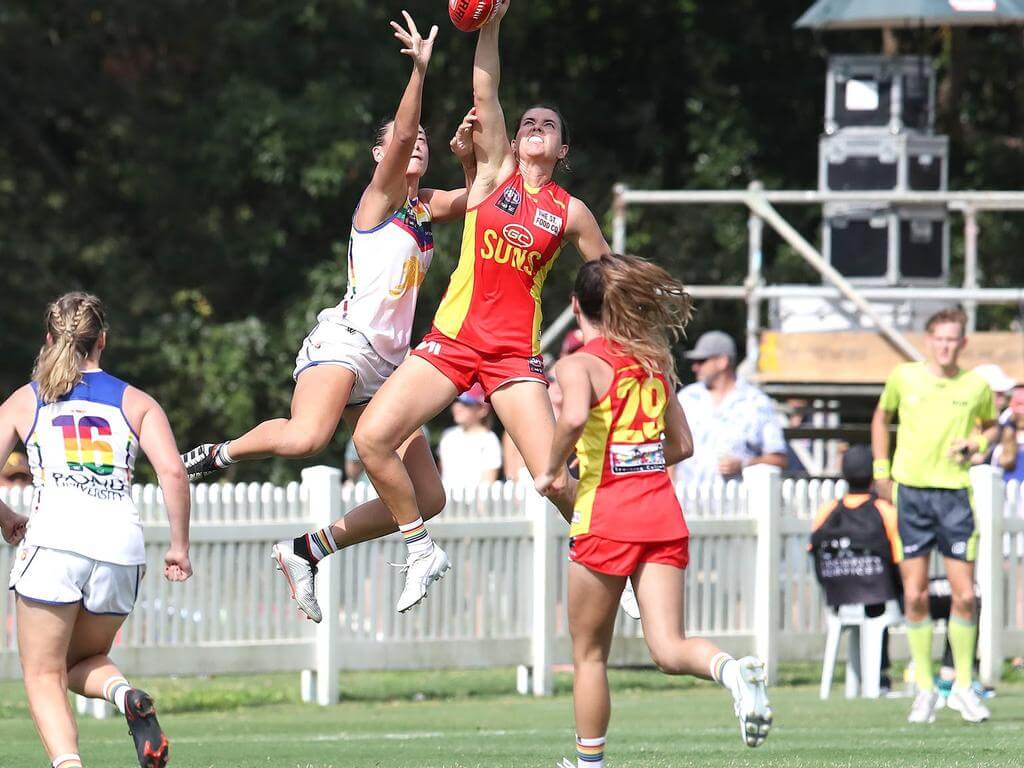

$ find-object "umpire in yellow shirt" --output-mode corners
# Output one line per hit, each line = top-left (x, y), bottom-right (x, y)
(872, 307), (999, 724)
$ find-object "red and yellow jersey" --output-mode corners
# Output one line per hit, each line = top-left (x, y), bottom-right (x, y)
(570, 338), (688, 543)
(432, 171), (571, 357)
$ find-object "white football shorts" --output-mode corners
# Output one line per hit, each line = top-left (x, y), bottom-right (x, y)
(292, 319), (398, 406)
(9, 546), (145, 616)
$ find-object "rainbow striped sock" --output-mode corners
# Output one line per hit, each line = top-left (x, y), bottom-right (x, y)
(302, 527), (340, 564)
(576, 735), (605, 767)
(51, 754), (82, 768)
(102, 675), (131, 715)
(399, 517), (433, 556)
(710, 651), (739, 690)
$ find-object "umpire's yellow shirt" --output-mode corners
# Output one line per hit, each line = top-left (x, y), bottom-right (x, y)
(879, 362), (995, 489)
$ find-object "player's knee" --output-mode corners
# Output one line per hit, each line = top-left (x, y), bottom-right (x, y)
(903, 586), (929, 616)
(278, 429), (330, 458)
(951, 589), (976, 617)
(647, 645), (682, 675)
(353, 423), (390, 465)
(572, 641), (609, 666)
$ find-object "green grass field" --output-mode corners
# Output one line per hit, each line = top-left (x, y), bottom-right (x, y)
(2, 667), (1023, 767)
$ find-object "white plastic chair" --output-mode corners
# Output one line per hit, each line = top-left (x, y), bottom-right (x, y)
(819, 600), (902, 700)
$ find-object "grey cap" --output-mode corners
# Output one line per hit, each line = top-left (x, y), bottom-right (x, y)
(684, 331), (737, 361)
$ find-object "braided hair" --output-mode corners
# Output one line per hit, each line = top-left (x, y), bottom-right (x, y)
(32, 292), (108, 403)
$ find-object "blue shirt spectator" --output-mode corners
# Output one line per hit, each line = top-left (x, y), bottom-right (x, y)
(676, 331), (788, 487)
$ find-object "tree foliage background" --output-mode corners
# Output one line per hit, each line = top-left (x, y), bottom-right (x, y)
(3, 1), (1022, 480)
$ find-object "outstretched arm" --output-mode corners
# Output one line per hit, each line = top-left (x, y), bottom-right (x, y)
(536, 355), (592, 496)
(565, 197), (611, 261)
(471, 1), (515, 195)
(356, 12), (439, 230)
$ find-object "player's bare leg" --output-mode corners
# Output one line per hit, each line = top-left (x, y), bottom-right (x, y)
(355, 356), (459, 611)
(489, 381), (575, 522)
(633, 562), (771, 747)
(181, 366), (355, 480)
(566, 562), (622, 768)
(944, 556), (988, 722)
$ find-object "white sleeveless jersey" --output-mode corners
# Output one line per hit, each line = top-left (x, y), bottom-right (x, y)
(23, 370), (144, 565)
(319, 197), (434, 366)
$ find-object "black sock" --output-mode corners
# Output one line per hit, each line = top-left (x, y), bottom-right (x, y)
(292, 534), (315, 565)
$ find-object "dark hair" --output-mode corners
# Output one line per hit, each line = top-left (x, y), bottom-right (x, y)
(925, 306), (968, 335)
(841, 444), (873, 491)
(373, 117), (428, 148)
(519, 103), (571, 146)
(574, 254), (693, 385)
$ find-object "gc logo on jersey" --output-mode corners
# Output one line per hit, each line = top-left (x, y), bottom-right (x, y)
(502, 224), (534, 249)
(495, 185), (521, 215)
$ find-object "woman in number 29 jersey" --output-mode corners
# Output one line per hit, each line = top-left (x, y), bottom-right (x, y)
(354, 0), (611, 614)
(178, 13), (476, 623)
(1, 293), (192, 768)
(535, 256), (772, 767)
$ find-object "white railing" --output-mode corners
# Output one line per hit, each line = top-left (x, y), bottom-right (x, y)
(2, 465), (1019, 704)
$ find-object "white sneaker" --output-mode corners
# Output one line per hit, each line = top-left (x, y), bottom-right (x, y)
(908, 689), (938, 724)
(394, 545), (451, 613)
(271, 540), (322, 623)
(619, 579), (641, 620)
(730, 656), (772, 747)
(947, 686), (990, 723)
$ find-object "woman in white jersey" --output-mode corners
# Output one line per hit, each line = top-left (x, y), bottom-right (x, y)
(1, 293), (191, 768)
(179, 13), (473, 622)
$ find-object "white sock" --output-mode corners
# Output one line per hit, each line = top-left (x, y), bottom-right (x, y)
(398, 517), (434, 556)
(52, 753), (82, 768)
(101, 675), (131, 714)
(710, 652), (741, 694)
(216, 441), (235, 467)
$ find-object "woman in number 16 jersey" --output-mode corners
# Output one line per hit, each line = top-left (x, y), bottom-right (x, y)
(534, 257), (772, 768)
(0, 293), (192, 768)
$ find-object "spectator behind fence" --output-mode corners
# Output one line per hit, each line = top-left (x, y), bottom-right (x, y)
(438, 384), (502, 489)
(971, 364), (1017, 463)
(676, 331), (787, 486)
(993, 387), (1024, 483)
(0, 452), (32, 488)
(871, 307), (999, 724)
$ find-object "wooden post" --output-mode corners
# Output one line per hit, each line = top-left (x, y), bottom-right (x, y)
(972, 465), (1005, 685)
(302, 466), (342, 706)
(747, 464), (782, 684)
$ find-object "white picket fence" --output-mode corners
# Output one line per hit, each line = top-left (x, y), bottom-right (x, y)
(2, 466), (1022, 705)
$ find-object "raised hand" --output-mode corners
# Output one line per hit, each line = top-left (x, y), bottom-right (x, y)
(450, 107), (479, 162)
(488, 0), (510, 26)
(391, 10), (438, 73)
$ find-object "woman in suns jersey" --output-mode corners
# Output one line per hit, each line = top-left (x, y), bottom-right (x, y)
(535, 256), (772, 768)
(1, 293), (192, 768)
(354, 0), (611, 613)
(179, 14), (476, 622)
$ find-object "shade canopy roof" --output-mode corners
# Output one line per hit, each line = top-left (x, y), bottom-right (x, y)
(796, 0), (1024, 30)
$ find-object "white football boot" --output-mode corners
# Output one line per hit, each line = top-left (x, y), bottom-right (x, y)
(729, 656), (772, 747)
(271, 539), (322, 623)
(907, 689), (939, 724)
(947, 686), (990, 723)
(394, 545), (451, 613)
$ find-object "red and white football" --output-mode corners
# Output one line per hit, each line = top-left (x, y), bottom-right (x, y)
(448, 0), (499, 32)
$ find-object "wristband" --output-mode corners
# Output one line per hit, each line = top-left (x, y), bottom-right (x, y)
(872, 459), (891, 480)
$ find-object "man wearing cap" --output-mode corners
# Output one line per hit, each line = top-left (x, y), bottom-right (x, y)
(676, 331), (788, 487)
(438, 384), (503, 489)
(0, 452), (32, 489)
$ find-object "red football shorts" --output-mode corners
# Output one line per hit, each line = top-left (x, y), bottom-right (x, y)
(411, 327), (548, 396)
(569, 534), (690, 576)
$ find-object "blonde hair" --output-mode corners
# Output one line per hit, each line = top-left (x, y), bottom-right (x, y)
(574, 254), (693, 385)
(32, 292), (107, 404)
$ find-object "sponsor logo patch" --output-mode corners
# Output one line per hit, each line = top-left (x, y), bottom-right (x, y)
(534, 209), (563, 236)
(609, 442), (666, 475)
(495, 186), (521, 215)
(529, 356), (545, 375)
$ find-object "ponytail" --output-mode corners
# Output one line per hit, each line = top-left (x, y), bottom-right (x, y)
(32, 293), (107, 404)
(573, 255), (692, 386)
